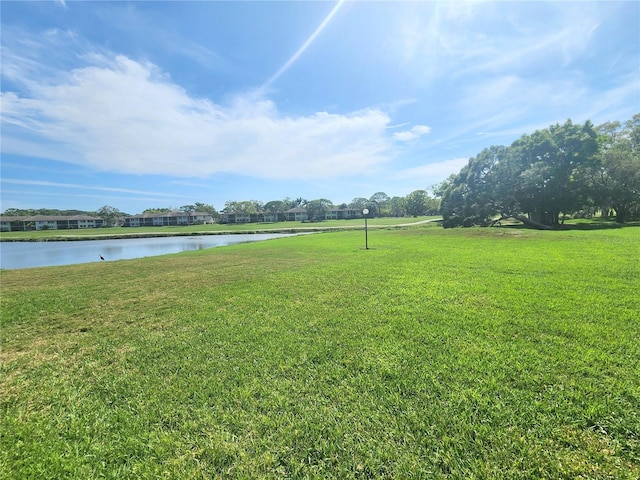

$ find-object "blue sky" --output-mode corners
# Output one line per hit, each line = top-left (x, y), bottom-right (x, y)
(1, 1), (638, 214)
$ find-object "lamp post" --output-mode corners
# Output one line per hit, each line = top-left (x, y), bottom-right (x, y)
(362, 208), (369, 249)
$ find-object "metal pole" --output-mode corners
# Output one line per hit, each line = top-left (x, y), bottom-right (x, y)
(365, 216), (368, 249)
(362, 208), (370, 250)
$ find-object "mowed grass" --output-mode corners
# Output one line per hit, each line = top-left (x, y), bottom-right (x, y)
(1, 224), (639, 478)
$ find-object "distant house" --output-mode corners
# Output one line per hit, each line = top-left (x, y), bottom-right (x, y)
(283, 207), (362, 222)
(1, 207), (365, 231)
(0, 215), (105, 232)
(0, 216), (29, 232)
(122, 211), (213, 227)
(219, 211), (253, 224)
(285, 207), (308, 222)
(218, 207), (362, 224)
(327, 208), (362, 220)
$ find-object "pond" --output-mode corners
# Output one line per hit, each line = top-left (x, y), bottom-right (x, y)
(0, 233), (297, 270)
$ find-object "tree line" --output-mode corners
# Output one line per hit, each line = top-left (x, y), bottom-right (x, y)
(1, 192), (441, 225)
(221, 192), (440, 221)
(438, 114), (640, 228)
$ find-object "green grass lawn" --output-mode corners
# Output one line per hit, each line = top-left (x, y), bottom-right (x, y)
(1, 224), (639, 478)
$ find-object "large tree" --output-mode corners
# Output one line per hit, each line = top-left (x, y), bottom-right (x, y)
(511, 120), (598, 226)
(441, 119), (601, 228)
(584, 115), (640, 222)
(440, 146), (507, 227)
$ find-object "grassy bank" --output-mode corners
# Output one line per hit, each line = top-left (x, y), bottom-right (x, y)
(1, 224), (639, 478)
(0, 216), (438, 241)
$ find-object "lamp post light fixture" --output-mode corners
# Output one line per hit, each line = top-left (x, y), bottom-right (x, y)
(362, 208), (369, 249)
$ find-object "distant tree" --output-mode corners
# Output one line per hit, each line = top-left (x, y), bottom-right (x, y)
(369, 192), (390, 216)
(252, 200), (265, 215)
(282, 197), (295, 209)
(349, 197), (369, 211)
(179, 205), (197, 224)
(143, 208), (171, 213)
(282, 197), (307, 209)
(96, 205), (121, 227)
(222, 200), (263, 216)
(2, 207), (118, 217)
(305, 199), (333, 221)
(1, 208), (30, 216)
(224, 201), (246, 214)
(61, 210), (86, 216)
(194, 202), (218, 217)
(388, 196), (407, 217)
(425, 196), (440, 215)
(264, 200), (285, 221)
(405, 190), (429, 217)
(222, 201), (240, 214)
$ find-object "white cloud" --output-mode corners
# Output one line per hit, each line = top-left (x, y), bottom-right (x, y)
(1, 178), (186, 198)
(1, 51), (403, 180)
(393, 124), (432, 142)
(392, 1), (609, 91)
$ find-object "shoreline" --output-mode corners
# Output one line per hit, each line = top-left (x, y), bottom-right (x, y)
(0, 219), (440, 242)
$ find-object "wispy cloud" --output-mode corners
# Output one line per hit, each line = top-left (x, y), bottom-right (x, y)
(393, 125), (431, 142)
(396, 2), (603, 79)
(391, 1), (637, 139)
(1, 31), (427, 181)
(1, 179), (186, 198)
(0, 189), (190, 205)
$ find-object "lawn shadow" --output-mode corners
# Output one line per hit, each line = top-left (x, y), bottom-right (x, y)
(496, 219), (638, 231)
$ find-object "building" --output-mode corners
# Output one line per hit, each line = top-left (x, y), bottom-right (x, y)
(0, 215), (105, 232)
(285, 207), (308, 222)
(1, 207), (363, 231)
(122, 211), (214, 227)
(218, 207), (363, 224)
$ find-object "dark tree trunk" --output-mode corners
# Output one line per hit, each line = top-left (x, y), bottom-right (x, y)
(513, 215), (554, 230)
(613, 204), (627, 223)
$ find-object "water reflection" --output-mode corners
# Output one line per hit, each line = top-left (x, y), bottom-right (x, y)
(0, 234), (295, 270)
